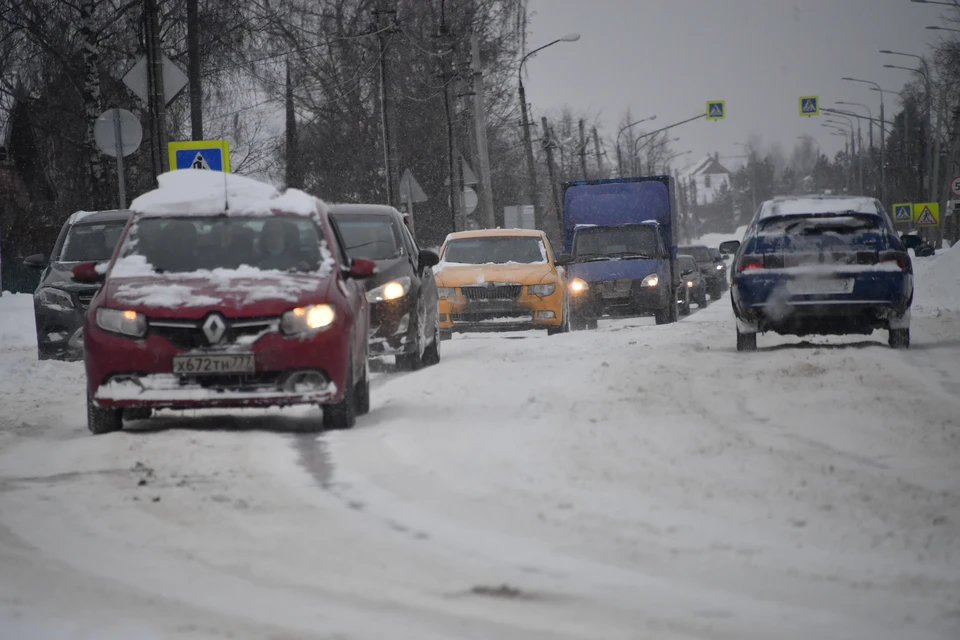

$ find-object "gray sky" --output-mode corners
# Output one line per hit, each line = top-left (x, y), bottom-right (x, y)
(524, 0), (946, 172)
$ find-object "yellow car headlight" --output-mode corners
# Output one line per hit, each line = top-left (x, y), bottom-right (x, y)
(528, 283), (556, 296)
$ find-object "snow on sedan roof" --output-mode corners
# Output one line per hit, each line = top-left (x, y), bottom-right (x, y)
(761, 196), (880, 219)
(130, 169), (321, 218)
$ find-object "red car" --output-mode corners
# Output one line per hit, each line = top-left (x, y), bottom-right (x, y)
(74, 170), (376, 434)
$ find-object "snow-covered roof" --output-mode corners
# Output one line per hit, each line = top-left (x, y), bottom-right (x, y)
(760, 196), (881, 219)
(130, 169), (321, 218)
(680, 155), (731, 179)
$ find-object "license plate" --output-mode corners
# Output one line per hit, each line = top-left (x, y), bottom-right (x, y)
(602, 290), (626, 299)
(787, 278), (854, 295)
(172, 354), (255, 375)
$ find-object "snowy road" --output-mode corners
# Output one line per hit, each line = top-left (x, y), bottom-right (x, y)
(1, 284), (958, 639)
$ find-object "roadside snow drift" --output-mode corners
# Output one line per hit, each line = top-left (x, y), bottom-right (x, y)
(912, 243), (960, 315)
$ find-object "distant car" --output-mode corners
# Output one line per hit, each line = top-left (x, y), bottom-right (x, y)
(679, 244), (726, 299)
(329, 204), (441, 371)
(24, 209), (131, 361)
(677, 254), (707, 312)
(78, 170), (376, 434)
(722, 195), (913, 352)
(434, 229), (569, 335)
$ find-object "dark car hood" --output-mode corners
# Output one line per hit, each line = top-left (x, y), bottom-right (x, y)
(39, 261), (103, 293)
(568, 258), (661, 283)
(363, 257), (412, 291)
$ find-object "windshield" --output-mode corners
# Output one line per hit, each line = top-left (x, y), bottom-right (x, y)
(333, 213), (403, 261)
(58, 221), (127, 262)
(679, 246), (712, 262)
(760, 215), (880, 234)
(574, 226), (659, 260)
(118, 216), (325, 273)
(679, 256), (697, 273)
(441, 236), (546, 265)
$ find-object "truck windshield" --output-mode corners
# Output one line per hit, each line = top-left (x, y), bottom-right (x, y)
(574, 226), (659, 260)
(442, 236), (546, 265)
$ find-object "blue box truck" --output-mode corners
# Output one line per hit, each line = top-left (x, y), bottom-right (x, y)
(558, 176), (680, 329)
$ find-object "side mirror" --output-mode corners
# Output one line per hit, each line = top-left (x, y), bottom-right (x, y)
(347, 258), (377, 280)
(72, 261), (104, 284)
(900, 234), (922, 250)
(23, 253), (46, 268)
(418, 249), (440, 269)
(719, 240), (740, 255)
(556, 253), (574, 266)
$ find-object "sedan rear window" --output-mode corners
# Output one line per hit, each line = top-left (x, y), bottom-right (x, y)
(760, 215), (880, 234)
(59, 222), (127, 263)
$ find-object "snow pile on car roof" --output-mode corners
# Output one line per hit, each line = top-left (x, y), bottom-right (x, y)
(130, 169), (320, 217)
(763, 197), (879, 218)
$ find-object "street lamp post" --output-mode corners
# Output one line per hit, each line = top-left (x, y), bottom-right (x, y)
(615, 115), (657, 177)
(881, 50), (934, 201)
(518, 33), (580, 232)
(634, 134), (679, 174)
(824, 124), (854, 192)
(843, 77), (886, 203)
(837, 101), (874, 152)
(826, 112), (862, 193)
(661, 150), (691, 173)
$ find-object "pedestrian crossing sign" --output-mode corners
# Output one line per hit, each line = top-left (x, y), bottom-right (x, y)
(892, 203), (912, 223)
(706, 101), (726, 121)
(799, 96), (819, 117)
(167, 139), (231, 173)
(912, 202), (939, 227)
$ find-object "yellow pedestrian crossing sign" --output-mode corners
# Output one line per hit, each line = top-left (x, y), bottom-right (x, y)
(892, 203), (912, 223)
(799, 96), (819, 117)
(912, 202), (939, 227)
(706, 101), (726, 121)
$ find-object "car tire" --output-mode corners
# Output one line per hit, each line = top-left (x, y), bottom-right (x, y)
(87, 392), (123, 435)
(396, 298), (426, 371)
(736, 328), (757, 352)
(586, 317), (599, 331)
(547, 301), (570, 336)
(355, 358), (371, 416)
(422, 315), (441, 366)
(654, 308), (670, 325)
(699, 291), (709, 307)
(888, 328), (910, 349)
(323, 359), (357, 430)
(439, 329), (453, 341)
(680, 295), (691, 316)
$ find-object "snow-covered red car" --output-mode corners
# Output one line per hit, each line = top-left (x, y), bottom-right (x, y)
(74, 170), (376, 434)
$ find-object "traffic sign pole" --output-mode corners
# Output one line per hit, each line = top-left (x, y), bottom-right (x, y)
(113, 109), (126, 209)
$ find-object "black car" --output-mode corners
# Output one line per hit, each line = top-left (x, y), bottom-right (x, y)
(678, 254), (708, 311)
(24, 209), (131, 361)
(329, 204), (441, 371)
(679, 244), (727, 299)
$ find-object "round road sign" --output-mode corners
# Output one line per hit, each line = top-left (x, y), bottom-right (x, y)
(951, 176), (960, 198)
(93, 108), (143, 158)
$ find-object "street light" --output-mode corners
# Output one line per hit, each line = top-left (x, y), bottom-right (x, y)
(881, 50), (934, 201)
(926, 25), (960, 33)
(661, 150), (691, 172)
(843, 77), (886, 203)
(633, 134), (679, 174)
(836, 101), (874, 151)
(616, 114), (657, 176)
(518, 33), (580, 232)
(911, 0), (960, 6)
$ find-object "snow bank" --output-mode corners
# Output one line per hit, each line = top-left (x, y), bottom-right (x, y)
(694, 225), (748, 248)
(912, 243), (960, 316)
(0, 293), (36, 350)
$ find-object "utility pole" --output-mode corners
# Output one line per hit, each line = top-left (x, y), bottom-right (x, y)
(285, 58), (301, 189)
(374, 4), (399, 207)
(592, 126), (603, 177)
(518, 76), (541, 229)
(933, 86), (945, 209)
(578, 118), (588, 179)
(186, 0), (202, 140)
(144, 0), (167, 176)
(542, 116), (562, 230)
(439, 0), (458, 232)
(470, 34), (495, 229)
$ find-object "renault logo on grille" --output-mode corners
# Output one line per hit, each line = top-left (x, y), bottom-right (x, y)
(202, 314), (227, 344)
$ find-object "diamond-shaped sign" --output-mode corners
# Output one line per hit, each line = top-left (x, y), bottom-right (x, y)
(122, 55), (188, 106)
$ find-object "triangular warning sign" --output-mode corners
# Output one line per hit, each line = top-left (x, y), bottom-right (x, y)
(190, 152), (211, 170)
(710, 104), (723, 117)
(802, 99), (817, 113)
(915, 207), (936, 225)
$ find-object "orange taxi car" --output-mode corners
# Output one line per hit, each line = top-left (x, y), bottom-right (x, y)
(434, 229), (569, 337)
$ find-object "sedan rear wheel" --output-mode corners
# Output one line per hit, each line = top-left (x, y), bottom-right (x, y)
(888, 328), (910, 349)
(736, 328), (757, 352)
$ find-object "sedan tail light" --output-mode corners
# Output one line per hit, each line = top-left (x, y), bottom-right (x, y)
(738, 255), (764, 272)
(878, 250), (908, 270)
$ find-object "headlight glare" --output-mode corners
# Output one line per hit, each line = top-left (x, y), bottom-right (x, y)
(96, 307), (146, 337)
(642, 274), (659, 288)
(569, 278), (588, 293)
(282, 304), (336, 334)
(36, 287), (75, 309)
(437, 287), (457, 299)
(686, 280), (694, 288)
(367, 277), (411, 303)
(716, 264), (724, 270)
(529, 283), (556, 296)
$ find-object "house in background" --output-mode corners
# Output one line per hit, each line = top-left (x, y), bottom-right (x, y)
(680, 153), (731, 205)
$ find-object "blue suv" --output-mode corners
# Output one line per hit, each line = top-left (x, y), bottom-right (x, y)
(720, 196), (913, 352)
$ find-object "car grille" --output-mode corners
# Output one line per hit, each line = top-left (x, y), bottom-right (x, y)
(76, 290), (97, 309)
(451, 311), (533, 324)
(459, 284), (522, 301)
(149, 317), (277, 349)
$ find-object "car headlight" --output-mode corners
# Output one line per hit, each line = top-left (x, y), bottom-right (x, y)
(281, 304), (336, 335)
(686, 280), (694, 288)
(96, 308), (146, 338)
(437, 287), (457, 299)
(528, 283), (556, 296)
(35, 287), (75, 309)
(569, 278), (588, 293)
(367, 277), (411, 303)
(716, 264), (724, 270)
(641, 274), (659, 288)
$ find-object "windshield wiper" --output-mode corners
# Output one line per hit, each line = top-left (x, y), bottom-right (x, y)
(609, 252), (652, 259)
